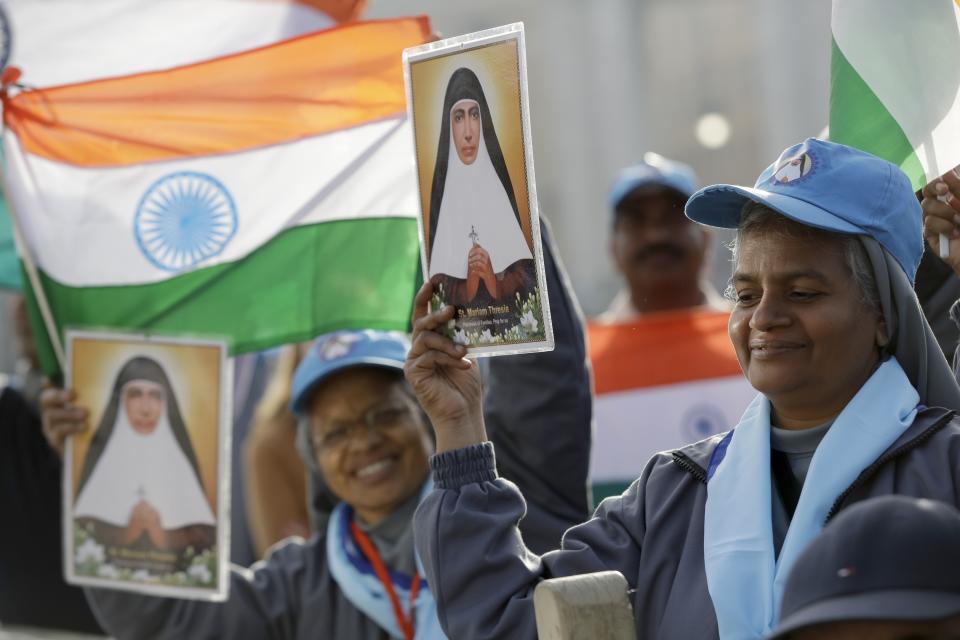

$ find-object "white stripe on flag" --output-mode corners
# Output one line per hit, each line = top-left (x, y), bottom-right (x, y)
(832, 0), (960, 180)
(590, 375), (756, 484)
(5, 117), (417, 287)
(6, 0), (333, 87)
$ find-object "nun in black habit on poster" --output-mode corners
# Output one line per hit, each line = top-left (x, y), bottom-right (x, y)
(74, 356), (215, 558)
(427, 67), (536, 308)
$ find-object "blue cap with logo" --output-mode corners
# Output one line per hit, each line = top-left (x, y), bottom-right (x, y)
(684, 138), (923, 282)
(609, 152), (699, 212)
(290, 329), (410, 415)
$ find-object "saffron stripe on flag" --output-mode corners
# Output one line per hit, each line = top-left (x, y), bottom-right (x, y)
(5, 16), (431, 166)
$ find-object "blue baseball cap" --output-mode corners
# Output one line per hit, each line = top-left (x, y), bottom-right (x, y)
(685, 138), (923, 282)
(766, 496), (960, 638)
(609, 152), (699, 212)
(290, 329), (410, 415)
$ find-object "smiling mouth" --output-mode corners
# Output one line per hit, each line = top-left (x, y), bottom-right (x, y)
(354, 457), (398, 481)
(750, 341), (805, 358)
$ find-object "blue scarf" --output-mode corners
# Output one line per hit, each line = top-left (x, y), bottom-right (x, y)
(703, 357), (919, 638)
(327, 482), (446, 640)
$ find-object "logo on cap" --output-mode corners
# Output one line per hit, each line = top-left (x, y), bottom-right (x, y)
(318, 333), (362, 361)
(772, 152), (814, 185)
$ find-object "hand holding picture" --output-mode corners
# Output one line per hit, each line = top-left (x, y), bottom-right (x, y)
(404, 282), (487, 452)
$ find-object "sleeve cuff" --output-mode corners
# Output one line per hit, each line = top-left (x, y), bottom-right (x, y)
(430, 442), (498, 489)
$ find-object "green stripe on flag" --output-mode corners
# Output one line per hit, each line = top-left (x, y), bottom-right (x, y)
(25, 217), (421, 375)
(829, 38), (926, 191)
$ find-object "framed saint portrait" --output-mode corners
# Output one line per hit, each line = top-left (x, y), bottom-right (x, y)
(63, 330), (231, 601)
(404, 23), (554, 356)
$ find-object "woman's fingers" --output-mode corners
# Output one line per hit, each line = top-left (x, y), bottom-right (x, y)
(39, 387), (89, 456)
(411, 281), (435, 325)
(413, 326), (467, 360)
(412, 303), (456, 340)
(924, 215), (960, 238)
(407, 348), (472, 375)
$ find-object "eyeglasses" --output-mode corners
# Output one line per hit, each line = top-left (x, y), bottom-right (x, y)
(310, 402), (416, 452)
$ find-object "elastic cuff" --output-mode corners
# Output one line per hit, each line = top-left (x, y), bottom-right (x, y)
(430, 442), (498, 489)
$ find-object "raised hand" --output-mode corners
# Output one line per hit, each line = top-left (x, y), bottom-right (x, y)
(404, 282), (487, 453)
(922, 168), (960, 274)
(39, 387), (89, 458)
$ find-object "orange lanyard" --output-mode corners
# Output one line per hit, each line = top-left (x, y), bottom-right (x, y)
(349, 521), (422, 640)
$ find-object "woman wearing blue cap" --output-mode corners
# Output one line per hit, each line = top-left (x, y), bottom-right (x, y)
(41, 221), (592, 639)
(408, 138), (960, 639)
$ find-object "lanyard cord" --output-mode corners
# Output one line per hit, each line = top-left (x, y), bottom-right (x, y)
(349, 520), (422, 640)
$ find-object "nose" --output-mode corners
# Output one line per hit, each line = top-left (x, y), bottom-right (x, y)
(748, 292), (791, 332)
(346, 421), (386, 452)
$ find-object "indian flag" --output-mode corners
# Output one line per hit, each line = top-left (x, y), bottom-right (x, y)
(830, 0), (960, 189)
(4, 17), (432, 374)
(0, 0), (350, 294)
(588, 310), (756, 502)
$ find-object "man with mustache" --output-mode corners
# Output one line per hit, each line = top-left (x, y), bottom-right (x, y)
(588, 153), (751, 502)
(600, 152), (725, 321)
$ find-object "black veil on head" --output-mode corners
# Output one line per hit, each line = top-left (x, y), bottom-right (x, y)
(428, 67), (523, 253)
(76, 356), (204, 495)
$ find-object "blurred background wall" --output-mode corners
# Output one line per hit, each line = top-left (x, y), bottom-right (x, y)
(370, 0), (833, 315)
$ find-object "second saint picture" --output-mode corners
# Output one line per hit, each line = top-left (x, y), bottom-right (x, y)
(405, 24), (553, 356)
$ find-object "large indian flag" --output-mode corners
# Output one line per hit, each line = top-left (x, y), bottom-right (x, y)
(588, 310), (756, 502)
(830, 0), (960, 189)
(4, 17), (431, 373)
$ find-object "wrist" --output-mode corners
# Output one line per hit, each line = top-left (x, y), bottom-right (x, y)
(434, 411), (487, 453)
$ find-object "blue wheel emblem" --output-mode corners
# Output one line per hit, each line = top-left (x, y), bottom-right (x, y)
(134, 171), (237, 272)
(0, 3), (13, 71)
(680, 403), (728, 442)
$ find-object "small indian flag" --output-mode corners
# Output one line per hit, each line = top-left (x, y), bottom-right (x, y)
(4, 17), (432, 373)
(588, 310), (756, 502)
(830, 0), (960, 189)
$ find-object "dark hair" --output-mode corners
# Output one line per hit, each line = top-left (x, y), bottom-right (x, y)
(76, 356), (204, 494)
(427, 67), (523, 257)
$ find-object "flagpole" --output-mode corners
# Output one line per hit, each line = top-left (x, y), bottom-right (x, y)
(0, 162), (66, 371)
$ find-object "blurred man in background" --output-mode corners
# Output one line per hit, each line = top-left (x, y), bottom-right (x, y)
(598, 152), (725, 322)
(589, 154), (753, 501)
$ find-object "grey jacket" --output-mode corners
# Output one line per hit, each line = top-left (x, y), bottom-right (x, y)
(85, 218), (594, 640)
(416, 406), (960, 640)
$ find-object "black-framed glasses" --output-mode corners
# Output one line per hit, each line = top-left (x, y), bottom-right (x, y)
(310, 402), (415, 451)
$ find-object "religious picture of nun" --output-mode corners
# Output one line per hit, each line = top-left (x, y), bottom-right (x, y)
(406, 26), (552, 353)
(68, 342), (227, 597)
(428, 66), (536, 306)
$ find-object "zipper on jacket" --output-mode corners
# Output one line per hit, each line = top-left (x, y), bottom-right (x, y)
(823, 411), (954, 525)
(671, 451), (707, 484)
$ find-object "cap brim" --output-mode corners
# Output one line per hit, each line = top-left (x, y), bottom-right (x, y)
(685, 184), (865, 237)
(290, 356), (405, 414)
(766, 590), (960, 639)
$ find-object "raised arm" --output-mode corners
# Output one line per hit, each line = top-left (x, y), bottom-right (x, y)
(481, 217), (593, 552)
(405, 279), (644, 640)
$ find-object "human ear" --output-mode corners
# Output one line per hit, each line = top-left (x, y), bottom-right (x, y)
(875, 318), (891, 349)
